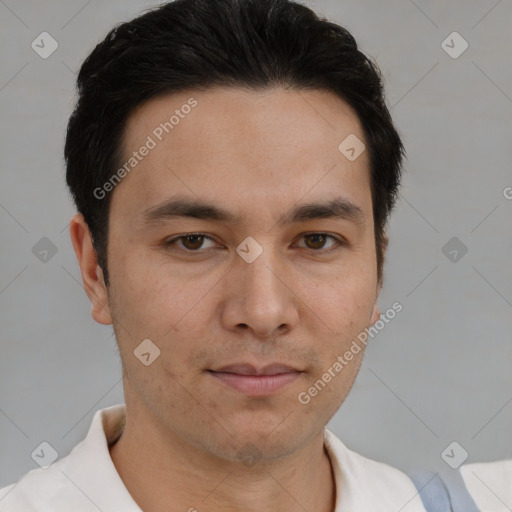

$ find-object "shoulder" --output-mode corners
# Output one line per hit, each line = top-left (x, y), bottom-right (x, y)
(323, 428), (426, 511)
(0, 404), (129, 512)
(460, 459), (512, 512)
(0, 452), (83, 512)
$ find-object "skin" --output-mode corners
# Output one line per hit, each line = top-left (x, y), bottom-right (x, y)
(70, 86), (383, 512)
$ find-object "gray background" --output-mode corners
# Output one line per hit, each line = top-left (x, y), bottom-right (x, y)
(1, 0), (511, 488)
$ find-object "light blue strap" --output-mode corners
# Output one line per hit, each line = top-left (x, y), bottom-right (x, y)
(407, 470), (452, 512)
(441, 469), (480, 512)
(407, 469), (480, 512)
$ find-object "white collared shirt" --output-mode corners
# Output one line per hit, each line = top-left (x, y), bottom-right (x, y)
(460, 459), (512, 512)
(0, 404), (427, 511)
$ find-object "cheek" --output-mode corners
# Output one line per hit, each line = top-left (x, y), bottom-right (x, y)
(108, 258), (217, 383)
(109, 252), (208, 335)
(306, 270), (376, 331)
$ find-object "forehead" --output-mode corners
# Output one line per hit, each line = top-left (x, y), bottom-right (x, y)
(112, 86), (372, 225)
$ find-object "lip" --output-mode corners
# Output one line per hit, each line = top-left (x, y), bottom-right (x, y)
(208, 371), (302, 397)
(211, 363), (301, 376)
(207, 363), (303, 397)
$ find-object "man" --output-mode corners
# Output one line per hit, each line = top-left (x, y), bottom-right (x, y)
(0, 0), (434, 510)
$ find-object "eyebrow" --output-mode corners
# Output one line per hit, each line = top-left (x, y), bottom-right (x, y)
(140, 195), (366, 229)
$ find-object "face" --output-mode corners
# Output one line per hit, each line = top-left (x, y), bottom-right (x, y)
(84, 86), (382, 462)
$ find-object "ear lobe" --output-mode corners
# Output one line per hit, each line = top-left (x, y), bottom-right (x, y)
(69, 213), (113, 326)
(370, 303), (381, 325)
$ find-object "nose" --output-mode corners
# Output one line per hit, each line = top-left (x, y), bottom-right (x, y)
(220, 244), (300, 339)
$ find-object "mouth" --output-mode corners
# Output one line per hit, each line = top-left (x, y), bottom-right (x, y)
(207, 363), (303, 397)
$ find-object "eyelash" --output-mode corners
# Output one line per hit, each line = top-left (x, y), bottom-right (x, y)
(163, 232), (346, 254)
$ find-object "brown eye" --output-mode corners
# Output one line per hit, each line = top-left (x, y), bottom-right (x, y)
(304, 233), (327, 249)
(297, 233), (344, 252)
(164, 233), (217, 252)
(181, 234), (205, 250)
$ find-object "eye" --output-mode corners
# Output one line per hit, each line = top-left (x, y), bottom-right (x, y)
(296, 233), (344, 252)
(163, 232), (345, 254)
(164, 233), (217, 252)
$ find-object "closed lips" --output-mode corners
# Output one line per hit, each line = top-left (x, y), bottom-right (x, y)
(209, 363), (302, 375)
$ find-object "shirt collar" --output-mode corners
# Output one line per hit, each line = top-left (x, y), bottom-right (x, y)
(67, 404), (348, 511)
(60, 403), (142, 511)
(65, 404), (357, 512)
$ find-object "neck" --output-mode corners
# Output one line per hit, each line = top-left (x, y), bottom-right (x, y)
(108, 405), (336, 512)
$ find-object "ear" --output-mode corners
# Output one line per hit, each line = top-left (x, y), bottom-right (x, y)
(370, 273), (384, 326)
(377, 230), (389, 292)
(69, 213), (113, 325)
(370, 302), (381, 326)
(371, 229), (388, 325)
